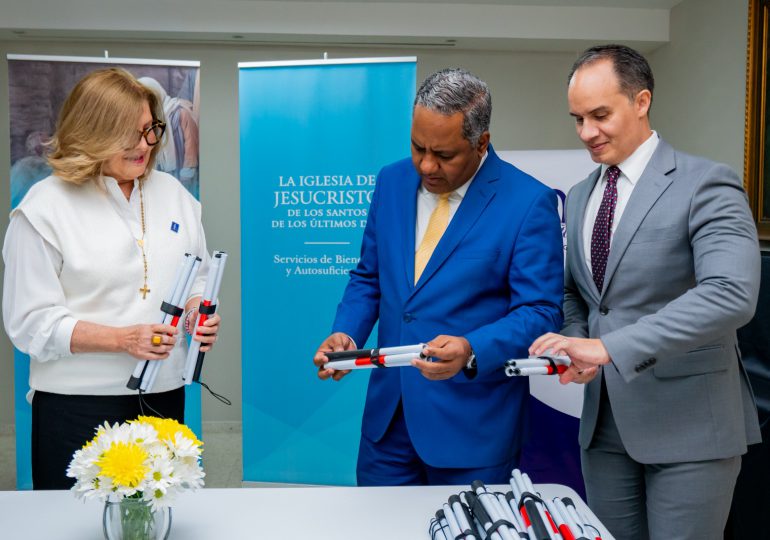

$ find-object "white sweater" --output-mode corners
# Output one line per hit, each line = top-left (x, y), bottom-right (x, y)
(2, 170), (209, 396)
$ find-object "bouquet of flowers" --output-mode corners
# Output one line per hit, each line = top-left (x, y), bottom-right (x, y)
(67, 416), (205, 539)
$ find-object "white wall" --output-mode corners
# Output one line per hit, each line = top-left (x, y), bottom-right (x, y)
(649, 0), (748, 176)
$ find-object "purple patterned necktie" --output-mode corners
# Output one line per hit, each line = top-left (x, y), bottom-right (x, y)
(591, 165), (621, 293)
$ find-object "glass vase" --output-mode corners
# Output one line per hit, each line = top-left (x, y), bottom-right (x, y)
(102, 498), (172, 540)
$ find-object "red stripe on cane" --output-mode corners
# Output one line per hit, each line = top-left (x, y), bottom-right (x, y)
(520, 507), (532, 527)
(354, 356), (385, 366)
(195, 300), (212, 336)
(558, 524), (576, 540)
(546, 512), (559, 532)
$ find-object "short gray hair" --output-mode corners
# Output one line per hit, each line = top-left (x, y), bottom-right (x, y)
(414, 68), (491, 145)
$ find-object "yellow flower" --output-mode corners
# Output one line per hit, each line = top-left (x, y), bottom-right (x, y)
(134, 416), (202, 447)
(96, 442), (149, 488)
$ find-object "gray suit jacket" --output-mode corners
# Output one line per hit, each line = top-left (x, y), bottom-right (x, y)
(563, 138), (762, 463)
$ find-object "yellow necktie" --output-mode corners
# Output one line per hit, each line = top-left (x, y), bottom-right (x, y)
(415, 193), (451, 284)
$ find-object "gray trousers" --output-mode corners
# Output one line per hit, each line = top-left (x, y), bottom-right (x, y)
(582, 386), (741, 540)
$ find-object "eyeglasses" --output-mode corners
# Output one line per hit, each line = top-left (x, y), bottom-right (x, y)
(138, 121), (166, 146)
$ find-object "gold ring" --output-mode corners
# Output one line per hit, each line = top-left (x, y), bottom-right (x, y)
(151, 335), (162, 346)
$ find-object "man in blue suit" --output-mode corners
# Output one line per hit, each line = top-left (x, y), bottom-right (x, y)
(313, 69), (564, 486)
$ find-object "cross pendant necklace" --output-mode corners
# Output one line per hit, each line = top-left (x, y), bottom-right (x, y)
(138, 181), (150, 299)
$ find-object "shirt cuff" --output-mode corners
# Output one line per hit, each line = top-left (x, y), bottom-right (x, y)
(53, 316), (78, 357)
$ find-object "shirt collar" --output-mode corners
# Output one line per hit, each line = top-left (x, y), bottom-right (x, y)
(100, 176), (138, 203)
(600, 130), (659, 185)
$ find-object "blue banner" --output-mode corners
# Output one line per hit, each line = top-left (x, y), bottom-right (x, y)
(240, 58), (416, 485)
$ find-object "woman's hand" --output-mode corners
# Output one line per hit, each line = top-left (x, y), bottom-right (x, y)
(185, 297), (221, 352)
(193, 312), (220, 352)
(119, 323), (179, 360)
(70, 320), (177, 360)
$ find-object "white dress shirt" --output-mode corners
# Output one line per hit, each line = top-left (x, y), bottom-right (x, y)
(582, 131), (659, 271)
(415, 152), (487, 247)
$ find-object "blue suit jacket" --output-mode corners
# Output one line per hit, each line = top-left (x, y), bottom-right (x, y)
(332, 147), (564, 468)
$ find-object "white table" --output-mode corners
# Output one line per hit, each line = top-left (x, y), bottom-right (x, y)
(0, 484), (613, 539)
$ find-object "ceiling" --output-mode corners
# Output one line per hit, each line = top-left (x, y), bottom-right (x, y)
(1, 0), (685, 52)
(243, 0), (684, 6)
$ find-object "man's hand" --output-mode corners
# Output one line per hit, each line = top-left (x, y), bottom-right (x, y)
(412, 335), (472, 381)
(529, 332), (609, 385)
(313, 332), (355, 381)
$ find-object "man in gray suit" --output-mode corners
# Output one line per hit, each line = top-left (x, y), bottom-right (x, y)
(530, 44), (762, 539)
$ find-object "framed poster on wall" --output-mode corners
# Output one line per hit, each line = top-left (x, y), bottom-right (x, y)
(745, 0), (770, 239)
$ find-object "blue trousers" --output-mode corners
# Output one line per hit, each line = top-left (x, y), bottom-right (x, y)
(357, 401), (519, 486)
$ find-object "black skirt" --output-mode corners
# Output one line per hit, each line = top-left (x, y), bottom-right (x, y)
(31, 387), (185, 490)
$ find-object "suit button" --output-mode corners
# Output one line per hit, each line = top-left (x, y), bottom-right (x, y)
(403, 313), (413, 323)
(648, 358), (657, 365)
(635, 364), (643, 372)
(599, 305), (609, 315)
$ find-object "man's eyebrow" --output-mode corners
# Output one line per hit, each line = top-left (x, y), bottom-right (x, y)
(570, 106), (610, 118)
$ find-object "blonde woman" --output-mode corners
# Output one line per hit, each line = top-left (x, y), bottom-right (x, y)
(2, 68), (220, 489)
